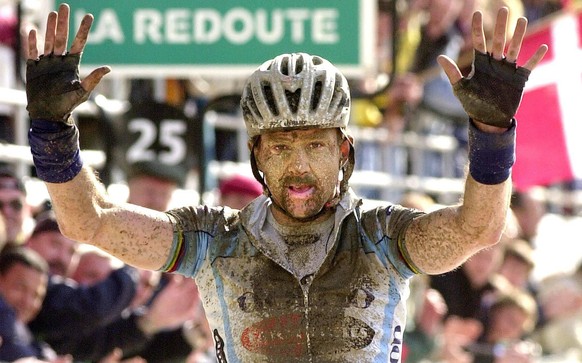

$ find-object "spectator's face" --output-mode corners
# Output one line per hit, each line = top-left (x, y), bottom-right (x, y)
(27, 231), (78, 277)
(127, 175), (177, 211)
(487, 304), (528, 342)
(71, 252), (114, 285)
(256, 128), (347, 223)
(498, 255), (531, 288)
(0, 262), (47, 323)
(463, 246), (502, 288)
(0, 183), (28, 243)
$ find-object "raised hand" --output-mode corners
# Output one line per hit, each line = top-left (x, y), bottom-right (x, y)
(26, 3), (110, 122)
(437, 7), (548, 128)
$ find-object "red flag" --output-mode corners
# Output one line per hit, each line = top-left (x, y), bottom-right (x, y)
(514, 10), (582, 191)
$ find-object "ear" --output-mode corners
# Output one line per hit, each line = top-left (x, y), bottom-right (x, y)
(249, 138), (263, 171)
(340, 135), (352, 162)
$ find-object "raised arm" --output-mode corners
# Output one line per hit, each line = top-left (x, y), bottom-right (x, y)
(26, 4), (173, 270)
(404, 7), (547, 274)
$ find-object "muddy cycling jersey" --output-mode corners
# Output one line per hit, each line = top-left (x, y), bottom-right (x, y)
(161, 189), (423, 362)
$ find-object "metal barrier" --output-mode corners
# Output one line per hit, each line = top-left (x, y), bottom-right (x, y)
(2, 85), (581, 214)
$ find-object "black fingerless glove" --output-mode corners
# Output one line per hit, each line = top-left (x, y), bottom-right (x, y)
(453, 51), (531, 128)
(26, 53), (90, 122)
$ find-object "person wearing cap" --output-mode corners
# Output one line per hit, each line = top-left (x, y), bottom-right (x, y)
(125, 160), (185, 212)
(218, 173), (264, 210)
(24, 4), (547, 362)
(0, 167), (32, 250)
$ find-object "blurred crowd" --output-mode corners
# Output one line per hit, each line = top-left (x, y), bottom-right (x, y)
(1, 0), (582, 362)
(0, 163), (265, 363)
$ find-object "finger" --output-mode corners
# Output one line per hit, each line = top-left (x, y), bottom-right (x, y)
(522, 44), (548, 70)
(28, 29), (38, 59)
(53, 4), (70, 55)
(491, 7), (509, 59)
(437, 55), (463, 85)
(81, 66), (111, 92)
(506, 17), (527, 62)
(70, 14), (94, 54)
(44, 11), (58, 55)
(471, 11), (486, 54)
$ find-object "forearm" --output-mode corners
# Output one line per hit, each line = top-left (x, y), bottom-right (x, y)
(405, 122), (513, 274)
(405, 180), (510, 274)
(46, 167), (173, 270)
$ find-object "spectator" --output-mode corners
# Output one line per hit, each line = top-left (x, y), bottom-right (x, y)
(434, 315), (484, 363)
(0, 247), (65, 362)
(64, 265), (200, 362)
(531, 272), (582, 358)
(0, 166), (32, 249)
(25, 211), (139, 359)
(510, 189), (545, 244)
(430, 242), (505, 323)
(468, 289), (540, 363)
(125, 161), (183, 212)
(71, 244), (124, 286)
(25, 211), (78, 277)
(218, 173), (264, 210)
(497, 238), (536, 292)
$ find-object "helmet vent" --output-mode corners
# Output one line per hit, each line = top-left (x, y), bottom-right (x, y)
(311, 80), (323, 111)
(295, 56), (304, 74)
(262, 83), (279, 116)
(281, 57), (289, 75)
(285, 89), (301, 113)
(243, 84), (262, 120)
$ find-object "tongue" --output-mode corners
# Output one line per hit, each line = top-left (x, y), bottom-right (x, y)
(290, 185), (311, 194)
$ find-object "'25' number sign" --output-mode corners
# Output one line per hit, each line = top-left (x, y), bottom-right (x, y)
(126, 118), (188, 166)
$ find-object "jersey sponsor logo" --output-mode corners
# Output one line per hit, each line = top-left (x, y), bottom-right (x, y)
(349, 287), (375, 308)
(213, 329), (228, 363)
(241, 313), (306, 357)
(389, 325), (403, 363)
(239, 313), (375, 357)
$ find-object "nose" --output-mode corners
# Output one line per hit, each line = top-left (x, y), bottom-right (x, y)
(288, 149), (309, 174)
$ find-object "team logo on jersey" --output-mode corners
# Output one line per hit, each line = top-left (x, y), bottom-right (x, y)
(389, 325), (403, 363)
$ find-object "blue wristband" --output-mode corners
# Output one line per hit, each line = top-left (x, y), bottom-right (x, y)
(28, 119), (83, 183)
(468, 119), (516, 185)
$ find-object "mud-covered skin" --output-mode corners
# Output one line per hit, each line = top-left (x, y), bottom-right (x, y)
(255, 128), (344, 223)
(26, 53), (89, 122)
(453, 51), (530, 128)
(163, 192), (423, 362)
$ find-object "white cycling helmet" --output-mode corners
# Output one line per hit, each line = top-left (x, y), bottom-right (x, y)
(241, 53), (351, 137)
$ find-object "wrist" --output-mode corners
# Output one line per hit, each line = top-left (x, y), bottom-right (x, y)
(28, 118), (83, 183)
(472, 119), (509, 134)
(468, 118), (516, 185)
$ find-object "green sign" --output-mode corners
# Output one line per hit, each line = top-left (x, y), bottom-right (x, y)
(64, 1), (377, 77)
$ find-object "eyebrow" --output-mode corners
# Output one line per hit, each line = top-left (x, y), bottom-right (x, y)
(266, 129), (335, 143)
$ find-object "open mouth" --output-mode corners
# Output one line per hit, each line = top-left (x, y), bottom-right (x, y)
(288, 184), (314, 198)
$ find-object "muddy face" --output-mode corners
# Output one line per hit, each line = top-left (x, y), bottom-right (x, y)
(255, 128), (344, 224)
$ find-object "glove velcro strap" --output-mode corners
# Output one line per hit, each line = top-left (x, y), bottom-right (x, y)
(28, 119), (83, 183)
(468, 119), (516, 185)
